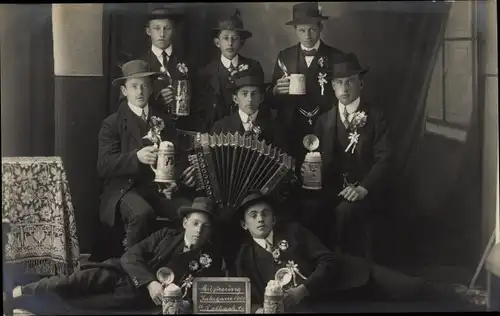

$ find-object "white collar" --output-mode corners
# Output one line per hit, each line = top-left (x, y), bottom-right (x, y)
(128, 102), (149, 117)
(184, 236), (192, 251)
(151, 44), (172, 58)
(338, 97), (361, 114)
(301, 40), (321, 52)
(253, 230), (274, 251)
(221, 54), (239, 69)
(238, 110), (258, 123)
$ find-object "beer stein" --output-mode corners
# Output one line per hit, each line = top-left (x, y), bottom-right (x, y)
(263, 280), (284, 314)
(150, 141), (176, 183)
(288, 74), (306, 95)
(162, 283), (182, 315)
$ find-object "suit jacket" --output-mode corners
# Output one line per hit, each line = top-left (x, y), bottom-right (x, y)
(314, 101), (392, 195)
(193, 55), (264, 132)
(268, 42), (344, 135)
(210, 110), (289, 154)
(235, 222), (370, 304)
(120, 228), (226, 293)
(137, 49), (197, 131)
(97, 102), (184, 227)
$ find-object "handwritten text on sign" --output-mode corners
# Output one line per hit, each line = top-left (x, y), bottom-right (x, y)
(193, 277), (251, 314)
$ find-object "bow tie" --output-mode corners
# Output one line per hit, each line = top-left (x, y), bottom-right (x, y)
(302, 49), (317, 57)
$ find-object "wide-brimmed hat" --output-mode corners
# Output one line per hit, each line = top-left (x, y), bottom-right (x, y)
(178, 197), (217, 219)
(236, 191), (277, 219)
(145, 6), (184, 24)
(285, 2), (329, 26)
(327, 52), (370, 80)
(112, 60), (161, 86)
(228, 69), (269, 92)
(212, 9), (252, 40)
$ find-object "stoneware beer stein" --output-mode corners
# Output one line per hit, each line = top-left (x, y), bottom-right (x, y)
(162, 283), (182, 315)
(288, 74), (306, 95)
(150, 141), (176, 183)
(171, 80), (190, 116)
(263, 280), (284, 314)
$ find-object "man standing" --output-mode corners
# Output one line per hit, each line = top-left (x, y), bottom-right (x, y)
(268, 2), (344, 170)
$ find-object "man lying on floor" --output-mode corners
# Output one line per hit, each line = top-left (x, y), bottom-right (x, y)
(235, 191), (477, 313)
(10, 197), (226, 314)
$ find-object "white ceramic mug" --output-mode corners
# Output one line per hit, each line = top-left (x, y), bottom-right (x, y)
(150, 141), (176, 183)
(288, 74), (306, 95)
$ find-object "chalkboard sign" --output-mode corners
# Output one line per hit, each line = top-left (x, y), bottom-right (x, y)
(192, 277), (251, 314)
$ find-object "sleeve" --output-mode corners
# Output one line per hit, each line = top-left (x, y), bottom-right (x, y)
(294, 223), (338, 297)
(120, 228), (171, 289)
(359, 110), (392, 193)
(97, 117), (140, 178)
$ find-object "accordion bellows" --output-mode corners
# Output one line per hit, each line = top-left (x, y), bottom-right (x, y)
(188, 132), (295, 219)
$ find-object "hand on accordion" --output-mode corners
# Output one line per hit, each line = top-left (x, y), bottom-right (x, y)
(179, 165), (197, 188)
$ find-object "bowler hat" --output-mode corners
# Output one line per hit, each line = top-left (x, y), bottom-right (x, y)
(212, 9), (252, 40)
(178, 197), (217, 219)
(112, 60), (160, 86)
(237, 191), (277, 218)
(146, 6), (184, 23)
(285, 2), (329, 26)
(327, 52), (369, 80)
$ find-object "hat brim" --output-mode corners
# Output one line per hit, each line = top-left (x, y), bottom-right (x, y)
(285, 16), (328, 26)
(212, 28), (253, 40)
(112, 72), (161, 86)
(178, 207), (215, 220)
(327, 67), (369, 80)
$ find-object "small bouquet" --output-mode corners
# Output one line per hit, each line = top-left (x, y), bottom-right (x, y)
(317, 56), (328, 96)
(182, 253), (213, 298)
(176, 62), (189, 79)
(345, 111), (368, 154)
(143, 116), (165, 147)
(270, 240), (289, 264)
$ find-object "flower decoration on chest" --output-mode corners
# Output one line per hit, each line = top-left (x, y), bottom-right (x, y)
(181, 253), (213, 298)
(270, 240), (289, 264)
(228, 64), (249, 83)
(143, 116), (165, 147)
(176, 62), (189, 79)
(345, 111), (368, 154)
(317, 56), (328, 96)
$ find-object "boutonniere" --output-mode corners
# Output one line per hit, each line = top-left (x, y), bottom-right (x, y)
(345, 111), (368, 154)
(270, 240), (289, 263)
(143, 116), (165, 147)
(229, 64), (249, 82)
(182, 253), (212, 298)
(277, 59), (289, 78)
(318, 72), (327, 96)
(176, 62), (189, 78)
(317, 56), (327, 68)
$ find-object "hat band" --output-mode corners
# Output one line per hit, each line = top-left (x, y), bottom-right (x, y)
(292, 10), (324, 21)
(232, 77), (264, 88)
(216, 20), (245, 30)
(333, 62), (364, 74)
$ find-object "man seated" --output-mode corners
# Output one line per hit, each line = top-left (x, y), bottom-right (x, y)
(235, 191), (474, 312)
(98, 59), (198, 250)
(11, 197), (226, 313)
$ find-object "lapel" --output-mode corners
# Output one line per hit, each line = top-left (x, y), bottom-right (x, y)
(353, 101), (370, 158)
(321, 105), (337, 169)
(228, 112), (246, 134)
(307, 41), (328, 75)
(146, 49), (163, 72)
(162, 231), (185, 261)
(208, 59), (224, 97)
(121, 103), (145, 148)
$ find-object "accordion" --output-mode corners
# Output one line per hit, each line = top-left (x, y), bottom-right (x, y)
(188, 132), (295, 219)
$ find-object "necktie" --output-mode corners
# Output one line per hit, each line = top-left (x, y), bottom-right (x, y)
(265, 239), (273, 253)
(246, 117), (254, 132)
(141, 109), (148, 122)
(228, 63), (236, 74)
(302, 49), (317, 57)
(343, 106), (350, 129)
(161, 50), (169, 69)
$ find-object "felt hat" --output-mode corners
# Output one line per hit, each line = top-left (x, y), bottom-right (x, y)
(212, 9), (252, 40)
(178, 197), (217, 220)
(326, 52), (370, 80)
(112, 60), (160, 86)
(236, 191), (277, 218)
(285, 2), (329, 26)
(146, 6), (184, 24)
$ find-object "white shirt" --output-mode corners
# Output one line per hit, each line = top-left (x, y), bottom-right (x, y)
(184, 236), (192, 252)
(238, 110), (258, 131)
(128, 102), (149, 118)
(301, 40), (321, 68)
(338, 97), (361, 126)
(253, 231), (274, 252)
(221, 54), (239, 70)
(151, 44), (173, 68)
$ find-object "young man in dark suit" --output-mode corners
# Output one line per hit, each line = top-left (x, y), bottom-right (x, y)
(11, 198), (226, 313)
(234, 192), (475, 313)
(211, 66), (288, 152)
(97, 60), (198, 250)
(193, 9), (265, 132)
(268, 2), (345, 171)
(136, 7), (196, 131)
(309, 52), (392, 254)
